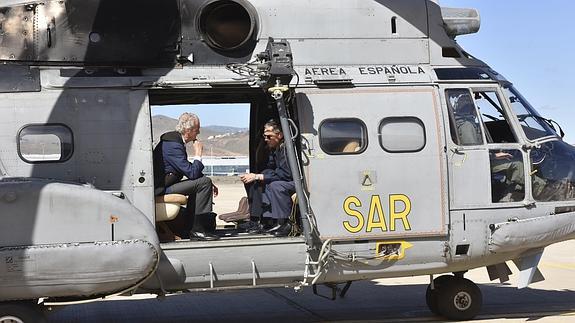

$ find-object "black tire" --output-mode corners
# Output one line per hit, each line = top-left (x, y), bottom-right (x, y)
(425, 275), (453, 315)
(436, 277), (482, 321)
(0, 302), (46, 323)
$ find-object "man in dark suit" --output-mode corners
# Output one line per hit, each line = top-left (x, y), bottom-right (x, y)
(153, 112), (219, 241)
(240, 120), (295, 237)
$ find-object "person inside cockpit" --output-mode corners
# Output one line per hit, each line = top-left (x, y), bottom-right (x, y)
(453, 94), (483, 146)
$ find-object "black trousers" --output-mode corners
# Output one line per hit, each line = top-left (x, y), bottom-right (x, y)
(166, 176), (214, 233)
(245, 181), (264, 221)
(262, 180), (295, 220)
(245, 180), (294, 222)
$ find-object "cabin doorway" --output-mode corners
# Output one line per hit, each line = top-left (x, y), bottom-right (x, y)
(148, 89), (300, 243)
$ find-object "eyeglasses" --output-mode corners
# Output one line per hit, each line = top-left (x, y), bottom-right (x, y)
(263, 135), (274, 139)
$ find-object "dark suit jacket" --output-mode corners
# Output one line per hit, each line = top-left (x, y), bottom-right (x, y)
(153, 131), (204, 193)
(262, 143), (293, 183)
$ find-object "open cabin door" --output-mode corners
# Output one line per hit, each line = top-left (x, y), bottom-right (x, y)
(297, 87), (447, 241)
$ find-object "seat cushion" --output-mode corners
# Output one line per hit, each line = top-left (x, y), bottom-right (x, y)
(219, 196), (249, 222)
(155, 194), (187, 205)
(155, 203), (182, 222)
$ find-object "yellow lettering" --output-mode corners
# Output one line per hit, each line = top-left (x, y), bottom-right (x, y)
(366, 195), (387, 232)
(343, 196), (364, 233)
(389, 194), (412, 231)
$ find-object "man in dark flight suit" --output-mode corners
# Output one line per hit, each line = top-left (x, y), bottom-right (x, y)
(240, 120), (295, 237)
(153, 112), (219, 241)
(453, 94), (483, 146)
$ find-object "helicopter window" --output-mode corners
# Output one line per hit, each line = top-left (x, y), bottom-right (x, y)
(319, 118), (367, 155)
(489, 149), (525, 203)
(474, 91), (517, 143)
(445, 89), (484, 146)
(504, 86), (556, 140)
(530, 141), (575, 202)
(379, 117), (425, 153)
(17, 124), (73, 164)
(435, 68), (491, 80)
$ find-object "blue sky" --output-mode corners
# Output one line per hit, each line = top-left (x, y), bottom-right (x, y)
(152, 103), (250, 128)
(441, 0), (575, 142)
(154, 1), (575, 141)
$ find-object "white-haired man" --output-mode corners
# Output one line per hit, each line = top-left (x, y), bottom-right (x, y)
(153, 112), (219, 241)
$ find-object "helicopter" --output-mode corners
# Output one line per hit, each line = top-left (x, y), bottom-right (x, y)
(0, 0), (574, 321)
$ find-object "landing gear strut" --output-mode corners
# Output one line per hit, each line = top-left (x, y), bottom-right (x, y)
(425, 274), (482, 320)
(0, 301), (46, 323)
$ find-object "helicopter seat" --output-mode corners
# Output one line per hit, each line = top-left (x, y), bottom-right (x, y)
(155, 194), (187, 222)
(219, 196), (249, 222)
(342, 141), (360, 153)
(155, 194), (188, 242)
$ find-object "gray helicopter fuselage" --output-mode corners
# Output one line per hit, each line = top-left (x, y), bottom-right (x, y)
(0, 0), (573, 309)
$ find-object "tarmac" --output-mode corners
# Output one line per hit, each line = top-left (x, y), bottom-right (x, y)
(46, 180), (575, 323)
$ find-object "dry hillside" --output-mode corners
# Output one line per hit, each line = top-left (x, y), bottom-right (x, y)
(152, 115), (249, 156)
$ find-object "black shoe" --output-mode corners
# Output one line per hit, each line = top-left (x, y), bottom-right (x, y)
(190, 231), (220, 241)
(247, 222), (265, 234)
(237, 221), (254, 231)
(237, 221), (263, 233)
(264, 223), (282, 233)
(273, 223), (292, 237)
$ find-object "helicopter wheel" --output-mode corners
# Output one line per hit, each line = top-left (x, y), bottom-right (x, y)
(0, 301), (46, 323)
(425, 275), (452, 315)
(436, 276), (482, 320)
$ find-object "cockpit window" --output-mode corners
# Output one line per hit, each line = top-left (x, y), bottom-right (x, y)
(490, 149), (525, 203)
(446, 89), (483, 146)
(504, 86), (557, 140)
(474, 91), (517, 143)
(530, 141), (575, 202)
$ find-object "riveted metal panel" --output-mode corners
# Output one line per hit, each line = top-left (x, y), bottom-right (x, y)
(0, 5), (35, 61)
(299, 87), (448, 241)
(0, 65), (40, 92)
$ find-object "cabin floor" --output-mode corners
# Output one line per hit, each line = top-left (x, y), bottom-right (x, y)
(152, 177), (308, 291)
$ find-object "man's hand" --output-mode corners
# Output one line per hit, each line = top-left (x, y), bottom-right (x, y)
(212, 184), (219, 197)
(192, 140), (203, 156)
(240, 173), (257, 184)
